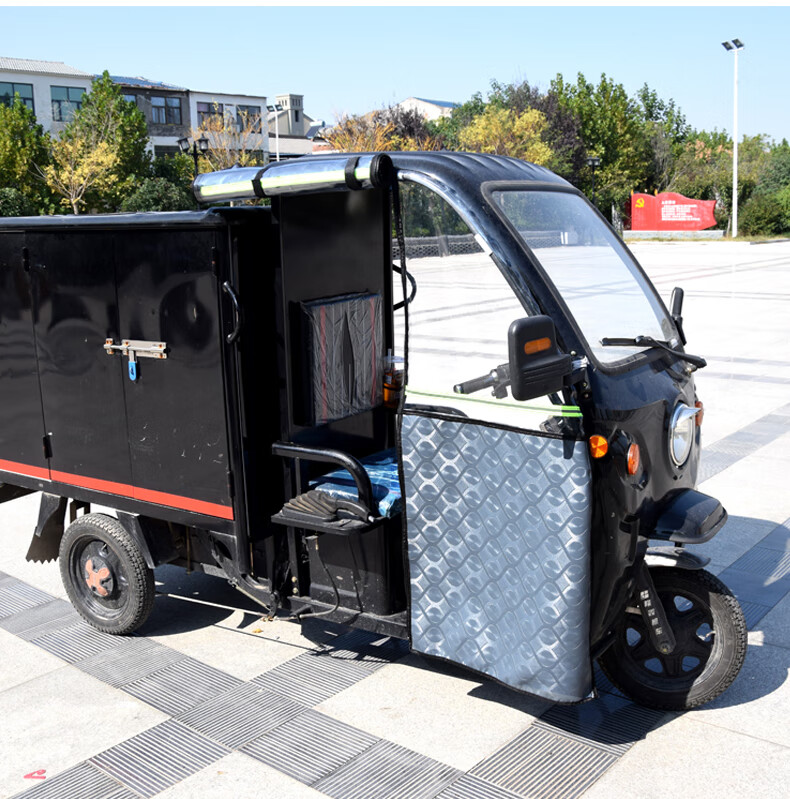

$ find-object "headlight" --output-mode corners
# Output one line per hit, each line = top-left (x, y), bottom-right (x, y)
(669, 403), (699, 466)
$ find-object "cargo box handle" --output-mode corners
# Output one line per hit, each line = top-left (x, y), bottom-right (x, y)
(223, 281), (242, 344)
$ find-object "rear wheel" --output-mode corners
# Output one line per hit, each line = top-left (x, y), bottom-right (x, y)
(59, 513), (155, 635)
(598, 567), (746, 710)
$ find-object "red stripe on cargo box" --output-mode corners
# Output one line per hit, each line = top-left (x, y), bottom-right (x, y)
(0, 458), (50, 480)
(49, 469), (234, 520)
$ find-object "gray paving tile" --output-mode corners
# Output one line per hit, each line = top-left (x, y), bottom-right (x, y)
(9, 761), (137, 799)
(89, 719), (229, 798)
(241, 709), (379, 785)
(470, 724), (618, 799)
(77, 638), (186, 687)
(252, 649), (372, 706)
(123, 657), (242, 716)
(755, 521), (790, 553)
(732, 546), (790, 580)
(740, 600), (774, 629)
(313, 739), (460, 799)
(176, 681), (305, 748)
(534, 693), (668, 756)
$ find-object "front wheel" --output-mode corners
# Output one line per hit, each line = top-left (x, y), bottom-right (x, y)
(598, 567), (747, 710)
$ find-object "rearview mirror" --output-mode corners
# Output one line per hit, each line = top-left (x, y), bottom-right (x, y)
(670, 286), (687, 345)
(508, 316), (573, 401)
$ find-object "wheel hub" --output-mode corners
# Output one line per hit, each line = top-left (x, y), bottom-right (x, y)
(84, 557), (114, 597)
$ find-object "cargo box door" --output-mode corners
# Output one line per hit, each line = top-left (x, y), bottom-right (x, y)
(115, 230), (234, 521)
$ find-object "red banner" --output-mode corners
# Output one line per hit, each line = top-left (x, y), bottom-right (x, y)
(631, 192), (717, 231)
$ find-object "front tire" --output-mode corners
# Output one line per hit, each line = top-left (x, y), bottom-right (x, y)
(598, 567), (747, 710)
(59, 513), (155, 635)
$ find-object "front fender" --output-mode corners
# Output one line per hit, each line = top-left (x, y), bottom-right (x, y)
(651, 489), (727, 544)
(645, 546), (711, 570)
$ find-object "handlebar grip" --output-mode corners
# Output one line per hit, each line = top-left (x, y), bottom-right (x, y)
(454, 372), (494, 395)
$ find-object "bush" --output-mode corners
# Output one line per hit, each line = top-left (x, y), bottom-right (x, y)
(120, 177), (195, 213)
(738, 193), (785, 236)
(0, 187), (36, 217)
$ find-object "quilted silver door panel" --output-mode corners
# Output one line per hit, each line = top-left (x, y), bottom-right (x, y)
(401, 413), (593, 703)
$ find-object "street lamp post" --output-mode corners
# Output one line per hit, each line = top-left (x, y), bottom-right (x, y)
(177, 136), (209, 177)
(586, 156), (601, 206)
(722, 39), (744, 238)
(265, 103), (284, 162)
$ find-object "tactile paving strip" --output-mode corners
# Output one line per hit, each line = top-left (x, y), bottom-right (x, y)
(241, 708), (379, 785)
(732, 546), (790, 580)
(534, 692), (667, 756)
(123, 657), (243, 716)
(313, 739), (461, 799)
(435, 774), (524, 799)
(10, 762), (138, 799)
(0, 598), (78, 638)
(738, 600), (774, 629)
(470, 725), (618, 799)
(319, 628), (409, 669)
(29, 619), (138, 663)
(176, 681), (305, 748)
(0, 580), (54, 619)
(252, 649), (372, 706)
(77, 638), (186, 687)
(89, 720), (229, 798)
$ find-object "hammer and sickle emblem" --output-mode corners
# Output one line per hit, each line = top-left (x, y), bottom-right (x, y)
(635, 198), (646, 208)
(85, 558), (111, 597)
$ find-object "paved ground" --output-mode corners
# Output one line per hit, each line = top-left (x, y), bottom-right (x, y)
(1, 240), (789, 799)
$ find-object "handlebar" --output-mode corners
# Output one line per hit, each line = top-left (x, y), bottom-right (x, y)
(454, 363), (511, 397)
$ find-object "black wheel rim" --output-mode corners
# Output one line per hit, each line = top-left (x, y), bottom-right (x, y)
(69, 537), (130, 621)
(616, 581), (718, 690)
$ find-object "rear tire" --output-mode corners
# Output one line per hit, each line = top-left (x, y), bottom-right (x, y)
(59, 513), (155, 635)
(598, 567), (747, 710)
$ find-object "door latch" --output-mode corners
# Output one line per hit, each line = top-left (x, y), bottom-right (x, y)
(104, 339), (167, 382)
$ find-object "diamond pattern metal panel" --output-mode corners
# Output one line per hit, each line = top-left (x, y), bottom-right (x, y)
(123, 657), (242, 716)
(402, 414), (592, 703)
(313, 739), (460, 799)
(253, 649), (373, 706)
(241, 709), (379, 785)
(9, 762), (138, 799)
(176, 682), (305, 748)
(470, 724), (617, 799)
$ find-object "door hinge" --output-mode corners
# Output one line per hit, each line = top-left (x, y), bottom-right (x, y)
(227, 468), (235, 499)
(42, 434), (53, 460)
(22, 247), (30, 273)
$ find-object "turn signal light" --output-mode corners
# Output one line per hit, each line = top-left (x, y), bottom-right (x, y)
(627, 443), (641, 475)
(695, 400), (704, 426)
(524, 337), (551, 355)
(589, 435), (608, 458)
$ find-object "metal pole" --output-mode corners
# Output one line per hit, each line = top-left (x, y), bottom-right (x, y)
(592, 166), (596, 206)
(274, 112), (280, 162)
(192, 142), (199, 177)
(732, 46), (739, 238)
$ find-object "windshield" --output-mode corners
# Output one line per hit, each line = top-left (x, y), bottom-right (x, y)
(490, 189), (675, 364)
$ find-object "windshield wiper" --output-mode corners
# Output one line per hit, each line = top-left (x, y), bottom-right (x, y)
(600, 336), (707, 369)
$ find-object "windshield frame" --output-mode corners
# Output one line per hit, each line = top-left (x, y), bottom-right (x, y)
(481, 180), (679, 373)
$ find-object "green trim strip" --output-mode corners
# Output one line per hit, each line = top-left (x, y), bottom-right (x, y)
(197, 166), (372, 199)
(406, 387), (583, 418)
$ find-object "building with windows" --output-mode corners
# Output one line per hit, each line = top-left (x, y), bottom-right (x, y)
(0, 56), (93, 132)
(1, 55), (325, 163)
(108, 75), (191, 157)
(396, 96), (458, 121)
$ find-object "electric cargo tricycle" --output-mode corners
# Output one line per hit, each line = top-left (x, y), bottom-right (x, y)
(0, 152), (746, 710)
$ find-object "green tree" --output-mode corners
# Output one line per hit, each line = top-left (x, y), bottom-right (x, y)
(0, 96), (51, 211)
(120, 176), (195, 212)
(426, 93), (487, 150)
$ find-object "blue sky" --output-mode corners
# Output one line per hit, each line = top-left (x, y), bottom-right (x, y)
(3, 5), (788, 141)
